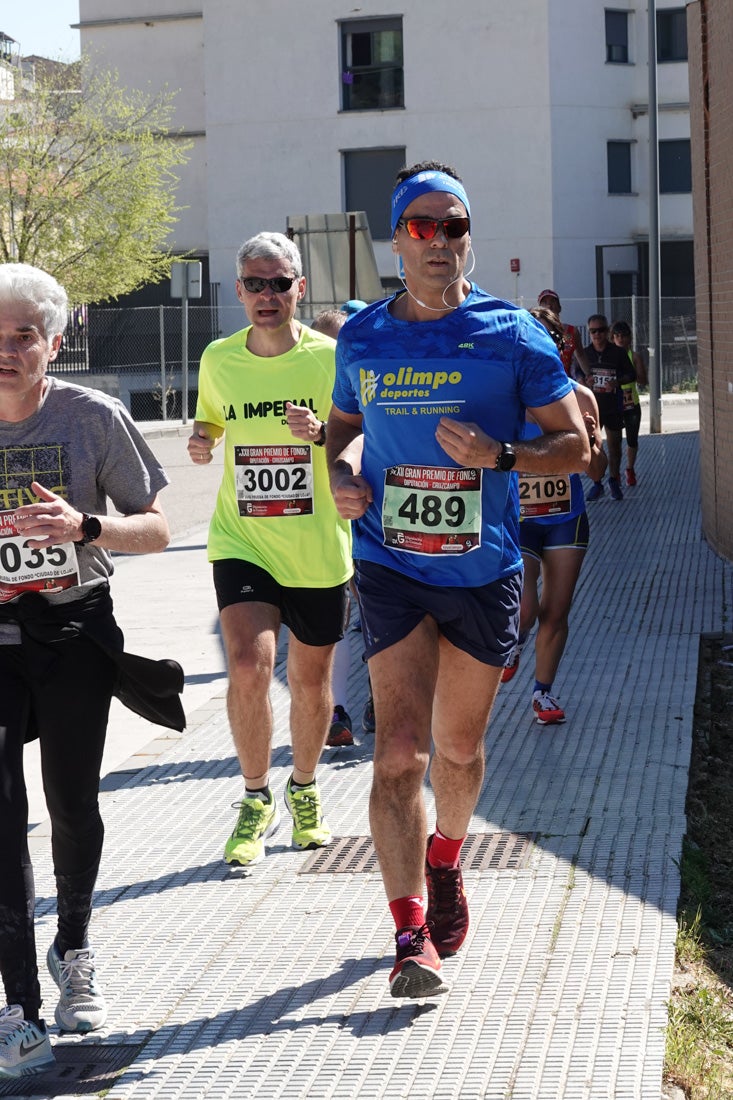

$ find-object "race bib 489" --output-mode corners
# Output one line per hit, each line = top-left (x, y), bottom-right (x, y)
(381, 464), (482, 555)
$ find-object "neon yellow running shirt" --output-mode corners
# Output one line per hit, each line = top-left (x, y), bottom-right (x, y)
(196, 324), (352, 587)
(621, 348), (641, 409)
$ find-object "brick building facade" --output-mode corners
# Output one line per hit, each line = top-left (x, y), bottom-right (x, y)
(689, 0), (733, 562)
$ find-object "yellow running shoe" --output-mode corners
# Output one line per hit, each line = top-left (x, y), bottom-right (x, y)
(285, 779), (332, 850)
(224, 793), (280, 865)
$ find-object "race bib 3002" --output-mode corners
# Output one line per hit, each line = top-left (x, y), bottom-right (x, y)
(234, 444), (315, 517)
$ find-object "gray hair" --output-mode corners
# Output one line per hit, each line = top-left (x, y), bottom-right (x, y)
(236, 232), (303, 280)
(0, 263), (68, 338)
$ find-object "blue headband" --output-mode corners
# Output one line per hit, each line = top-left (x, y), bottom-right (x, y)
(390, 171), (471, 236)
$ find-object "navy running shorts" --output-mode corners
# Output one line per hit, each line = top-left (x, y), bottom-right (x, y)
(213, 559), (349, 647)
(354, 558), (522, 667)
(519, 512), (590, 563)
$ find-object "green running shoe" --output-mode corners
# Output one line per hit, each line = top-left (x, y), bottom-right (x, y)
(285, 779), (332, 850)
(224, 793), (280, 866)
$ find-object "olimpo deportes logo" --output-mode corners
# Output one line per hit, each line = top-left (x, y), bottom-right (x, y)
(360, 364), (464, 408)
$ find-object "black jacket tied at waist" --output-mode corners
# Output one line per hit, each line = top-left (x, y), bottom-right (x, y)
(0, 585), (186, 732)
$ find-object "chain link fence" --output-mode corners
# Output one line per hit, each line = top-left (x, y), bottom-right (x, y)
(518, 295), (697, 393)
(49, 296), (697, 421)
(51, 304), (244, 421)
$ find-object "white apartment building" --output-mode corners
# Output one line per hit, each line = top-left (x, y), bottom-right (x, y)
(75, 1), (693, 328)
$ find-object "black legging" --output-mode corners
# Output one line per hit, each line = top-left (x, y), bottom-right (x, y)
(0, 635), (115, 1019)
(623, 404), (642, 449)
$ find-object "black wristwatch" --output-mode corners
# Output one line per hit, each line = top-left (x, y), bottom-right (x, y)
(312, 421), (326, 447)
(76, 513), (102, 546)
(494, 443), (517, 472)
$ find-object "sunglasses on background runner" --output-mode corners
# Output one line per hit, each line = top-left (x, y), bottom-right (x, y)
(589, 326), (608, 335)
(397, 217), (471, 240)
(238, 276), (298, 293)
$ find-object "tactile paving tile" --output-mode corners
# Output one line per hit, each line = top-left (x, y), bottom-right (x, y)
(22, 430), (733, 1099)
(298, 831), (538, 874)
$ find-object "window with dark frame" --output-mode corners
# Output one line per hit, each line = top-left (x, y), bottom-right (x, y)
(657, 8), (688, 62)
(343, 147), (406, 240)
(659, 139), (692, 193)
(607, 141), (632, 194)
(341, 17), (403, 111)
(605, 9), (629, 63)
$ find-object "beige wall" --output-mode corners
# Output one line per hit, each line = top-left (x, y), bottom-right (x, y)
(689, 0), (733, 562)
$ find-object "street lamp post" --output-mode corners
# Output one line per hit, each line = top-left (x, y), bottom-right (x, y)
(648, 0), (662, 433)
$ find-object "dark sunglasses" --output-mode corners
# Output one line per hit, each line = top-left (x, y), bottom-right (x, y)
(239, 275), (298, 293)
(589, 326), (608, 335)
(397, 216), (471, 241)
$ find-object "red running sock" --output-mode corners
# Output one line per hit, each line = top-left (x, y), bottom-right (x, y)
(427, 828), (465, 869)
(389, 896), (425, 930)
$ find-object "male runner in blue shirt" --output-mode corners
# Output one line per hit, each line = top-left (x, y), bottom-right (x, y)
(326, 161), (589, 998)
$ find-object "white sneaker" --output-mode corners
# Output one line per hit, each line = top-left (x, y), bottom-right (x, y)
(501, 641), (525, 683)
(532, 690), (567, 725)
(46, 944), (107, 1032)
(0, 1004), (54, 1078)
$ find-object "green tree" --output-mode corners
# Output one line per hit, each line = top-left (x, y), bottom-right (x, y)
(0, 57), (191, 302)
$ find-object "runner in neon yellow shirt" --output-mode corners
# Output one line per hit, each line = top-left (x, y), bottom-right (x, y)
(189, 231), (351, 867)
(610, 320), (648, 486)
(196, 317), (351, 586)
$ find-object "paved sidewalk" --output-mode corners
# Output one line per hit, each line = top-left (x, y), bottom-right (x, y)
(8, 419), (729, 1099)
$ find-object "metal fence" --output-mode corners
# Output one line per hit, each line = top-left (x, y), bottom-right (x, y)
(51, 305), (243, 421)
(517, 295), (698, 393)
(49, 296), (698, 421)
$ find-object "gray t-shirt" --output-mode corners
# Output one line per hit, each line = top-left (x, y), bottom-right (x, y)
(0, 376), (168, 643)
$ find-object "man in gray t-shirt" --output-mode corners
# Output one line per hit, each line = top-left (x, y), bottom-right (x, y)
(0, 263), (171, 1078)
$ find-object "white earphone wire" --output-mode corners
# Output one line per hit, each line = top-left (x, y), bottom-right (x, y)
(392, 245), (476, 313)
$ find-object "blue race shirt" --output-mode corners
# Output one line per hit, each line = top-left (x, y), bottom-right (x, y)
(333, 285), (573, 587)
(518, 379), (586, 526)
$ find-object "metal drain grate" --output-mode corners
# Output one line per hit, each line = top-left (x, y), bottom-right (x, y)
(0, 1042), (144, 1097)
(299, 832), (537, 874)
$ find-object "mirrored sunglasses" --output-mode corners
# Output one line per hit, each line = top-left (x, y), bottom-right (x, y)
(397, 217), (471, 241)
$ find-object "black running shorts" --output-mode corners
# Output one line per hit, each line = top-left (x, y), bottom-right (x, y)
(213, 559), (349, 647)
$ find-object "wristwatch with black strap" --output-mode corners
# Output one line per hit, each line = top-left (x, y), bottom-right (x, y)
(312, 420), (327, 447)
(75, 513), (102, 546)
(494, 442), (516, 472)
